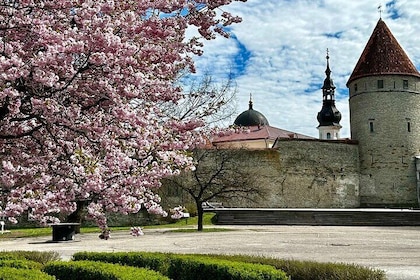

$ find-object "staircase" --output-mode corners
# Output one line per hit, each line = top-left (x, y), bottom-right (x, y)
(209, 208), (420, 226)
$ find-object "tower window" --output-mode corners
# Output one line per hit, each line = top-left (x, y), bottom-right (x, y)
(369, 121), (374, 133)
(377, 80), (384, 89)
(326, 132), (331, 139)
(354, 83), (358, 92)
(407, 121), (411, 132)
(403, 80), (409, 89)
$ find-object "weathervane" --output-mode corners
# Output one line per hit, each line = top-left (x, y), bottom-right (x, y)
(378, 4), (383, 18)
(249, 93), (253, 110)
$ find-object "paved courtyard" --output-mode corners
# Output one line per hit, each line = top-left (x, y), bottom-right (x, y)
(1, 225), (419, 280)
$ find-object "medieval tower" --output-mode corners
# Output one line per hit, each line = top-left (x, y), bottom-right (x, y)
(347, 19), (420, 207)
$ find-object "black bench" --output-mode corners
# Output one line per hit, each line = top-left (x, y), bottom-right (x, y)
(51, 223), (80, 241)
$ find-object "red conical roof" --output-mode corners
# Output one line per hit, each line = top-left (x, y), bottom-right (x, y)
(347, 19), (420, 85)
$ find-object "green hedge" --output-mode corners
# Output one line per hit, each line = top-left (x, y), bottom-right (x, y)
(73, 252), (288, 280)
(43, 260), (169, 280)
(0, 251), (60, 264)
(0, 267), (55, 280)
(0, 259), (42, 270)
(73, 252), (170, 274)
(74, 251), (386, 280)
(167, 255), (288, 280)
(0, 253), (25, 261)
(203, 254), (386, 280)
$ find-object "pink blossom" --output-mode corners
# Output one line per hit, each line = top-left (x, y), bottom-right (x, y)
(171, 206), (185, 220)
(0, 0), (245, 231)
(130, 226), (144, 237)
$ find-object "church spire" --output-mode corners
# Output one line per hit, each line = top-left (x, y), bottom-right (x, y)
(317, 51), (342, 140)
(322, 49), (336, 95)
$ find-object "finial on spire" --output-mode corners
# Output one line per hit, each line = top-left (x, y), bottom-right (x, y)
(325, 48), (331, 77)
(248, 93), (253, 110)
(378, 3), (383, 19)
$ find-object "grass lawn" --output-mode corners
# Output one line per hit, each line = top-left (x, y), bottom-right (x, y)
(0, 213), (219, 239)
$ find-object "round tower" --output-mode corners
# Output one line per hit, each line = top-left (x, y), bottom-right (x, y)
(317, 51), (342, 140)
(347, 19), (420, 207)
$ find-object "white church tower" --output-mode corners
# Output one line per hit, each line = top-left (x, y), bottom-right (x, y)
(317, 51), (342, 140)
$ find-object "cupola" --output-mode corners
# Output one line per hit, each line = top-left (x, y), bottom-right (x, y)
(234, 95), (269, 127)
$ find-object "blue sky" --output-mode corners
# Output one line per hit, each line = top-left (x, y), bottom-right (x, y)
(187, 0), (420, 138)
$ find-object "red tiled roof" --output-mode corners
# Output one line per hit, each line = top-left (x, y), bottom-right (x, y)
(347, 19), (420, 85)
(211, 125), (313, 144)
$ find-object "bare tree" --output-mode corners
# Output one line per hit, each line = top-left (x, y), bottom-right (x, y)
(159, 73), (238, 126)
(162, 148), (264, 231)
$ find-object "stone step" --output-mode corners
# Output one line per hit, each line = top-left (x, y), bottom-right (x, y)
(209, 208), (420, 226)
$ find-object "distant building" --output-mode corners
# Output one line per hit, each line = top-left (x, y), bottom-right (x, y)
(211, 97), (313, 149)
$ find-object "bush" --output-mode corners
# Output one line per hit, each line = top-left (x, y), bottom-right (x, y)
(0, 251), (60, 264)
(202, 254), (387, 280)
(167, 255), (288, 280)
(43, 260), (169, 280)
(74, 251), (386, 280)
(0, 267), (55, 280)
(0, 253), (25, 261)
(0, 259), (42, 270)
(73, 252), (288, 280)
(73, 251), (170, 275)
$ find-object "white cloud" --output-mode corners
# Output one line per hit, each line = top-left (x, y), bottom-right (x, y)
(190, 0), (420, 138)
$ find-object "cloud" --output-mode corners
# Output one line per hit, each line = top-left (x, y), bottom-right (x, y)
(189, 0), (420, 138)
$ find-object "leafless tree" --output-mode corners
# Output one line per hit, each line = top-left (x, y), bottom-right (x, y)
(159, 73), (237, 127)
(162, 148), (264, 231)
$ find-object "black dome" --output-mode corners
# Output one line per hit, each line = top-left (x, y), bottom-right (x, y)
(234, 100), (269, 126)
(317, 103), (342, 126)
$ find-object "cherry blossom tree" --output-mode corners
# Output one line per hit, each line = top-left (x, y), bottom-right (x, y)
(0, 0), (245, 232)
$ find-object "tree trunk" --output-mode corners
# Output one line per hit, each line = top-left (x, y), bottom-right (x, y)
(66, 200), (85, 233)
(197, 202), (204, 232)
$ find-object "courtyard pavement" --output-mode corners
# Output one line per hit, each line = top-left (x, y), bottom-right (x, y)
(1, 225), (419, 280)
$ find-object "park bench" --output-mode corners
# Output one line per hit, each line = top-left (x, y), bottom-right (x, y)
(51, 223), (80, 241)
(202, 201), (224, 209)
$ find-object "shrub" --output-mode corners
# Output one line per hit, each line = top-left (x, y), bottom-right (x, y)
(202, 254), (386, 280)
(0, 251), (60, 264)
(0, 267), (55, 280)
(0, 259), (42, 270)
(73, 251), (170, 274)
(73, 252), (288, 280)
(0, 253), (25, 261)
(167, 255), (288, 280)
(74, 251), (386, 280)
(43, 260), (169, 280)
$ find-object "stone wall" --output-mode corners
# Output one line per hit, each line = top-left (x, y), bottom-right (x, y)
(268, 139), (360, 208)
(161, 139), (360, 209)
